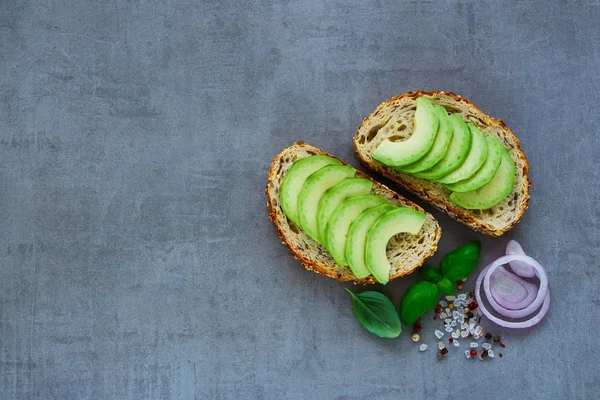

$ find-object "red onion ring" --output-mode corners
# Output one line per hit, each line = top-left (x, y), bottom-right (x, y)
(476, 265), (551, 329)
(489, 266), (538, 310)
(506, 240), (536, 278)
(475, 248), (551, 329)
(483, 255), (548, 319)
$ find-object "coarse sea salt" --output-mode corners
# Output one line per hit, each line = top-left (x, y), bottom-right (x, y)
(435, 330), (444, 339)
(453, 340), (459, 347)
(439, 342), (446, 350)
(440, 312), (448, 319)
(451, 320), (457, 327)
(439, 300), (448, 307)
(452, 332), (459, 339)
(445, 326), (454, 333)
(446, 295), (456, 301)
(452, 311), (460, 320)
(460, 331), (469, 338)
(488, 350), (495, 358)
(470, 342), (479, 348)
(419, 344), (428, 352)
(482, 343), (492, 350)
(458, 294), (467, 300)
(465, 350), (471, 359)
(444, 318), (452, 325)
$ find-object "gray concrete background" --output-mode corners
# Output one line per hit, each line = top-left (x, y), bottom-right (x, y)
(1, 0), (599, 399)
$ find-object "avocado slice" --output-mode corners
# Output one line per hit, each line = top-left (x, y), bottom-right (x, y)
(345, 204), (396, 279)
(372, 97), (439, 167)
(436, 124), (488, 184)
(415, 114), (472, 180)
(280, 155), (341, 226)
(316, 177), (373, 242)
(446, 136), (503, 193)
(365, 208), (427, 284)
(450, 147), (516, 209)
(401, 105), (454, 174)
(298, 165), (355, 242)
(325, 194), (387, 267)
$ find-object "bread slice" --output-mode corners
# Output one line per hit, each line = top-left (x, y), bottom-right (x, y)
(266, 141), (441, 284)
(354, 91), (531, 237)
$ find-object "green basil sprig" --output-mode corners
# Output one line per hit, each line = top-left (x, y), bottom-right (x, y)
(400, 241), (481, 325)
(345, 289), (401, 339)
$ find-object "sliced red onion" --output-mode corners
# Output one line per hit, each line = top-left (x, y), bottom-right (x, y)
(506, 240), (536, 278)
(475, 254), (551, 329)
(483, 255), (548, 319)
(489, 266), (538, 310)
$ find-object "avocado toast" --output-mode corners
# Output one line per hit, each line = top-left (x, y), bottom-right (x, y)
(266, 142), (441, 284)
(354, 91), (530, 237)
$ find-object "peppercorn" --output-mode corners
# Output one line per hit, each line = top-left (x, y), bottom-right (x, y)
(457, 283), (464, 290)
(493, 335), (501, 343)
(499, 353), (504, 358)
(413, 324), (422, 332)
(441, 348), (448, 355)
(468, 292), (475, 298)
(448, 338), (454, 344)
(468, 302), (478, 310)
(448, 304), (454, 310)
(437, 352), (444, 360)
(470, 349), (477, 357)
(433, 316), (437, 320)
(434, 306), (443, 315)
(411, 333), (420, 342)
(485, 333), (492, 340)
(500, 343), (506, 348)
(481, 350), (488, 359)
(466, 312), (474, 319)
(464, 307), (470, 314)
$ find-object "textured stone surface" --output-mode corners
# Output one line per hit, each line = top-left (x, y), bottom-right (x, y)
(1, 1), (599, 399)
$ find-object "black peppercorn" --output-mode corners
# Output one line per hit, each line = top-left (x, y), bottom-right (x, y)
(441, 348), (448, 355)
(485, 333), (492, 340)
(494, 335), (501, 343)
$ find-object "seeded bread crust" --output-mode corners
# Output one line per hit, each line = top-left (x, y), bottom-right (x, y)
(354, 91), (531, 237)
(266, 142), (441, 284)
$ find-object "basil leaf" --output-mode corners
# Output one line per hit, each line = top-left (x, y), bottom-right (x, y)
(420, 265), (442, 284)
(400, 281), (439, 326)
(440, 241), (481, 281)
(345, 289), (401, 339)
(437, 278), (455, 295)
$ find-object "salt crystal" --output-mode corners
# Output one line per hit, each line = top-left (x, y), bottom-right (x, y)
(439, 342), (446, 350)
(440, 312), (448, 319)
(458, 294), (467, 300)
(444, 318), (452, 325)
(461, 322), (468, 330)
(465, 350), (471, 359)
(470, 342), (479, 348)
(445, 326), (454, 332)
(452, 311), (460, 319)
(462, 278), (467, 282)
(460, 331), (468, 338)
(435, 330), (444, 339)
(475, 326), (483, 334)
(482, 343), (492, 350)
(419, 344), (428, 352)
(469, 328), (476, 335)
(469, 323), (475, 330)
(445, 308), (451, 315)
(453, 300), (462, 307)
(474, 334), (480, 340)
(488, 350), (495, 358)
(446, 295), (456, 301)
(439, 300), (448, 307)
(452, 332), (459, 339)
(453, 340), (459, 347)
(451, 320), (457, 327)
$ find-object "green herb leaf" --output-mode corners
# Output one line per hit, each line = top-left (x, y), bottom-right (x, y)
(419, 265), (442, 284)
(400, 281), (440, 326)
(440, 241), (481, 281)
(345, 289), (401, 339)
(437, 278), (455, 295)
